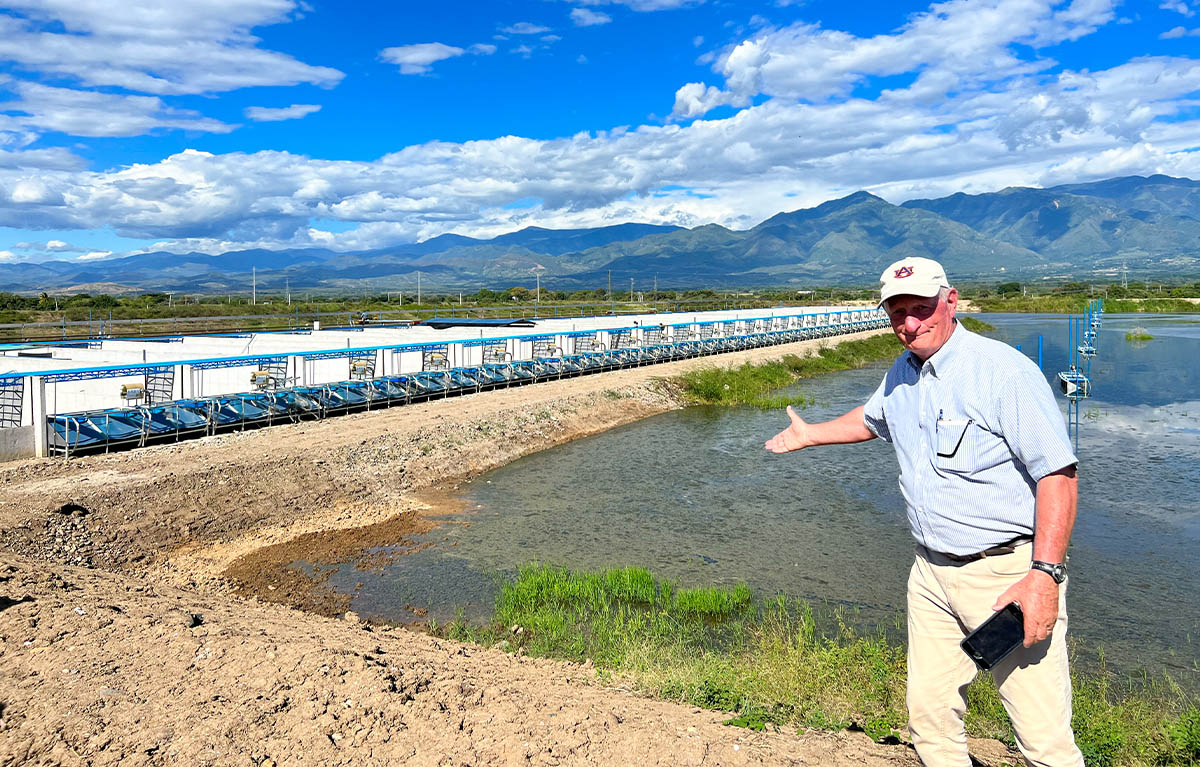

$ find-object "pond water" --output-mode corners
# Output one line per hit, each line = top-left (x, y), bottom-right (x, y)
(313, 313), (1200, 684)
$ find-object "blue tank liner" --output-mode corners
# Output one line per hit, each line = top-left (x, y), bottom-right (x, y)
(143, 402), (209, 434)
(449, 369), (480, 389)
(510, 361), (536, 380)
(212, 395), (272, 426)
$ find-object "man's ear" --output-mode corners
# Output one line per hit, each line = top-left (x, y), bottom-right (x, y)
(945, 288), (959, 316)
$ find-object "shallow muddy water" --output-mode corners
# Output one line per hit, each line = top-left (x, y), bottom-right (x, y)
(314, 313), (1200, 683)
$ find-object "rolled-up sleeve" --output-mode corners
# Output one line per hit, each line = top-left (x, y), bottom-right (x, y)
(995, 364), (1077, 480)
(863, 375), (892, 443)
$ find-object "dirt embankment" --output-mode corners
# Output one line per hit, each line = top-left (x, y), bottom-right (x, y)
(0, 330), (1009, 765)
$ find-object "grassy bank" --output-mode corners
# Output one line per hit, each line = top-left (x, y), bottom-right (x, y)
(959, 316), (995, 333)
(673, 333), (899, 408)
(440, 564), (1200, 766)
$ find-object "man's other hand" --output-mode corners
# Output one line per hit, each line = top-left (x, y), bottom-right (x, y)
(765, 405), (811, 453)
(992, 572), (1060, 647)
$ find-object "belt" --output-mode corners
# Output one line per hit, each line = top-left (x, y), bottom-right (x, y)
(938, 536), (1032, 564)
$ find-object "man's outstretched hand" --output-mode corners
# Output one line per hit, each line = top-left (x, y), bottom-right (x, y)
(992, 572), (1060, 648)
(765, 405), (811, 453)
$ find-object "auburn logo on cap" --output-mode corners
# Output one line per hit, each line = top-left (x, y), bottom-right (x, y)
(893, 265), (914, 279)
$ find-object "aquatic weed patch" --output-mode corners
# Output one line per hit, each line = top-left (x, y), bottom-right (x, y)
(440, 565), (1200, 764)
(675, 334), (898, 408)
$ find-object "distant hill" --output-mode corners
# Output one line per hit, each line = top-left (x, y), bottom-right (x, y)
(901, 175), (1200, 273)
(4, 175), (1198, 293)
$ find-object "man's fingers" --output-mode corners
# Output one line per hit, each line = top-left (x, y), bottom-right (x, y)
(1024, 623), (1051, 648)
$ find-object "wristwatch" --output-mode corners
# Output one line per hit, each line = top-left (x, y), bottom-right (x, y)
(1031, 560), (1067, 584)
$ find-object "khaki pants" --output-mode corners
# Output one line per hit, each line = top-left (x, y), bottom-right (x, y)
(906, 542), (1084, 767)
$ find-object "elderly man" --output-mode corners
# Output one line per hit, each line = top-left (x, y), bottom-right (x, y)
(766, 257), (1082, 767)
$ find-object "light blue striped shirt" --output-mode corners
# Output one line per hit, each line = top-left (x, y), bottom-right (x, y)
(863, 322), (1077, 556)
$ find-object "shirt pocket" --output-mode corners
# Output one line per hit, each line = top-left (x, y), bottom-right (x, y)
(936, 418), (976, 472)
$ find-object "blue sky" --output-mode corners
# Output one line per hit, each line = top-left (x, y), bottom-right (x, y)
(1, 0), (1199, 263)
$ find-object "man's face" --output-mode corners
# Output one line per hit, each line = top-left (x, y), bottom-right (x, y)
(885, 288), (958, 360)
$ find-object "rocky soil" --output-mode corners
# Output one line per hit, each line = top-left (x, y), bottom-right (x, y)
(0, 331), (1016, 765)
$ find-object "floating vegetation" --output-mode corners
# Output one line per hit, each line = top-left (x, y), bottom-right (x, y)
(959, 316), (995, 333)
(674, 333), (898, 408)
(1126, 327), (1154, 342)
(438, 564), (1200, 764)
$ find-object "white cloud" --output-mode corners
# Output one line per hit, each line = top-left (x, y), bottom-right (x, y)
(673, 82), (736, 119)
(571, 8), (613, 26)
(0, 250), (16, 262)
(78, 250), (114, 261)
(12, 239), (84, 253)
(0, 80), (235, 138)
(512, 45), (535, 57)
(380, 42), (496, 74)
(571, 0), (702, 9)
(1160, 0), (1195, 17)
(501, 22), (552, 34)
(1161, 25), (1200, 37)
(0, 0), (342, 96)
(9, 178), (62, 204)
(381, 43), (466, 74)
(673, 0), (1121, 118)
(244, 104), (321, 122)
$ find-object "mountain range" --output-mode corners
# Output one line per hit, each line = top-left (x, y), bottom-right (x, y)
(3, 174), (1199, 294)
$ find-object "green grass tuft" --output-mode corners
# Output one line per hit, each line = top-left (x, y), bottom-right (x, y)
(436, 564), (1200, 764)
(675, 334), (898, 407)
(1126, 328), (1154, 342)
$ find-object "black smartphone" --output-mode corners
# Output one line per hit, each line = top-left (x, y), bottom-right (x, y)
(960, 603), (1025, 671)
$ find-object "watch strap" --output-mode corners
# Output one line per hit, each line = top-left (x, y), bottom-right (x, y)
(1031, 560), (1066, 583)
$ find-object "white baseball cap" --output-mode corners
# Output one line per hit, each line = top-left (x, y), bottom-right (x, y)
(878, 257), (950, 306)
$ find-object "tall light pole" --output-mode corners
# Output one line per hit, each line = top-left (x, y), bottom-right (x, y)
(531, 264), (545, 315)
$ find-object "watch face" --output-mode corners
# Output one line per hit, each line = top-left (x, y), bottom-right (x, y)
(1034, 562), (1066, 583)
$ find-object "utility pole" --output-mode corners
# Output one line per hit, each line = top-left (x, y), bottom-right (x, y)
(286, 278), (291, 306)
(252, 267), (257, 306)
(417, 271), (422, 305)
(630, 277), (634, 302)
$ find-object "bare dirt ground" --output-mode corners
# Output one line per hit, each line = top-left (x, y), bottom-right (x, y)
(0, 331), (1015, 766)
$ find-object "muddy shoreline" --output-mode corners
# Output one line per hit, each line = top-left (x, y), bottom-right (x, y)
(1, 330), (1016, 765)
